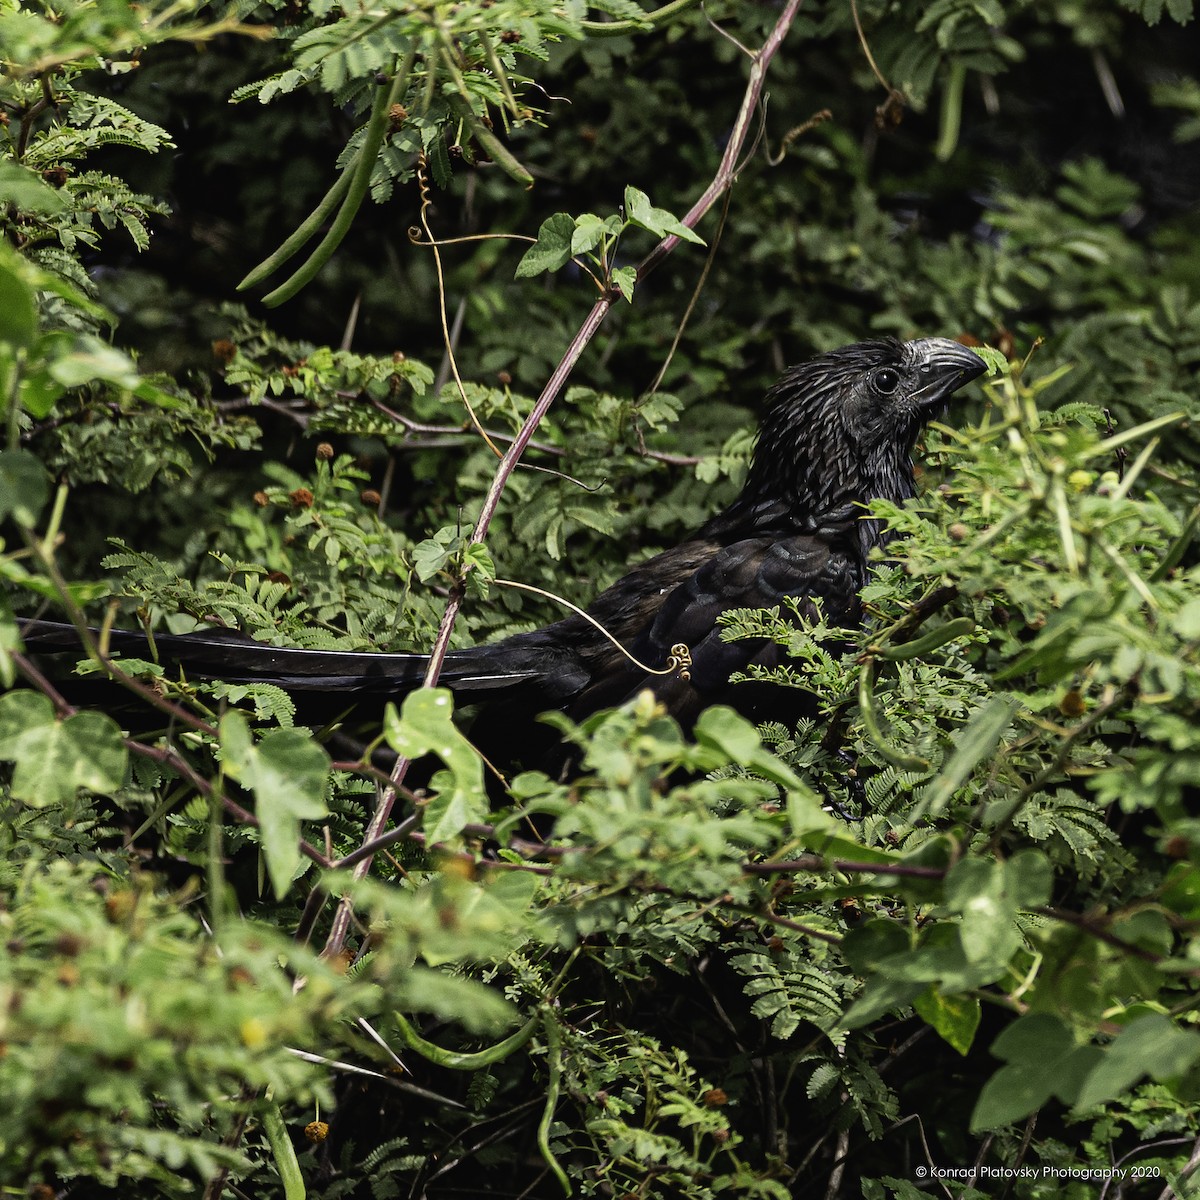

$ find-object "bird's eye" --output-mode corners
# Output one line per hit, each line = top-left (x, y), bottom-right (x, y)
(873, 367), (900, 395)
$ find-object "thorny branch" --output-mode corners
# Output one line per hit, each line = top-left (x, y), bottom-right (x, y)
(318, 0), (809, 960)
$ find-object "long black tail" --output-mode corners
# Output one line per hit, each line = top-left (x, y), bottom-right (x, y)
(15, 618), (554, 699)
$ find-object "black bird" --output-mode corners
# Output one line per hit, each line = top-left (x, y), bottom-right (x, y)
(18, 338), (985, 729)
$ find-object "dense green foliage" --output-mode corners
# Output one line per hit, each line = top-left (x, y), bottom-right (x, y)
(3, 0), (1200, 1196)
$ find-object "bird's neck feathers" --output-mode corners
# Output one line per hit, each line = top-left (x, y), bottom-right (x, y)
(733, 361), (917, 551)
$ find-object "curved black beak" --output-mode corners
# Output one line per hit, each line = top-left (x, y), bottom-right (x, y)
(908, 338), (987, 408)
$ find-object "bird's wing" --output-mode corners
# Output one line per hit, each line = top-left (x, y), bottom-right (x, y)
(568, 532), (861, 718)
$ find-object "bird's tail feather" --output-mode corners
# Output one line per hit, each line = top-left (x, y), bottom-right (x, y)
(15, 618), (543, 697)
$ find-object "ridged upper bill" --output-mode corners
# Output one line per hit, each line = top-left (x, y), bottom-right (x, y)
(907, 338), (988, 407)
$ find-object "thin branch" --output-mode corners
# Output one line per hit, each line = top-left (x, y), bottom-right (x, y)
(849, 0), (905, 129)
(317, 0), (807, 958)
(1154, 1133), (1200, 1200)
(368, 396), (564, 456)
(369, 395), (700, 464)
(12, 651), (333, 871)
(283, 1046), (466, 1109)
(644, 186), (733, 396)
(637, 0), (804, 282)
(1037, 905), (1195, 971)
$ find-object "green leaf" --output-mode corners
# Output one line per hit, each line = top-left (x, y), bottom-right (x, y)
(971, 1014), (1102, 1130)
(570, 212), (607, 256)
(220, 713), (329, 899)
(0, 260), (37, 350)
(0, 691), (127, 807)
(692, 705), (831, 831)
(1161, 863), (1200, 920)
(912, 986), (981, 1055)
(974, 345), (1010, 374)
(919, 695), (1019, 816)
(412, 532), (455, 582)
(1073, 1015), (1200, 1110)
(841, 919), (911, 974)
(18, 368), (66, 419)
(1004, 848), (1053, 909)
(383, 689), (486, 844)
(391, 965), (518, 1034)
(944, 858), (1019, 965)
(1170, 597), (1200, 639)
(0, 161), (69, 215)
(623, 186), (705, 246)
(693, 704), (762, 762)
(463, 541), (495, 598)
(515, 213), (576, 278)
(0, 450), (50, 525)
(611, 264), (636, 302)
(45, 334), (143, 389)
(839, 974), (926, 1029)
(0, 601), (17, 688)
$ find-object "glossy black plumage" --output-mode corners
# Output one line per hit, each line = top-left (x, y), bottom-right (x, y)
(19, 338), (985, 726)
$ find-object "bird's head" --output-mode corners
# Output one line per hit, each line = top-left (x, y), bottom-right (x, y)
(742, 336), (986, 520)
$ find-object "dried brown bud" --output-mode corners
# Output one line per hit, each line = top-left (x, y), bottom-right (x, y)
(360, 489), (382, 507)
(948, 522), (970, 541)
(392, 350), (406, 363)
(289, 487), (314, 508)
(316, 442), (334, 460)
(54, 933), (83, 957)
(497, 370), (513, 386)
(253, 491), (270, 507)
(211, 339), (237, 363)
(389, 103), (408, 128)
(267, 571), (291, 586)
(105, 890), (136, 923)
(305, 1120), (330, 1144)
(500, 28), (520, 42)
(702, 1088), (728, 1107)
(42, 166), (69, 187)
(1058, 690), (1087, 718)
